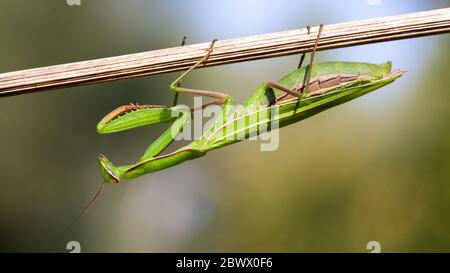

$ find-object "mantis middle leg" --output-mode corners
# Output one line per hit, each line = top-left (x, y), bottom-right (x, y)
(265, 24), (324, 101)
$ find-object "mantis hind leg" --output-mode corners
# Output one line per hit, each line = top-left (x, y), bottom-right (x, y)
(267, 24), (324, 104)
(172, 35), (187, 106)
(297, 25), (311, 69)
(170, 38), (232, 108)
(302, 24), (323, 95)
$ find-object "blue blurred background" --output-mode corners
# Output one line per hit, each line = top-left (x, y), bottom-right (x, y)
(0, 0), (449, 252)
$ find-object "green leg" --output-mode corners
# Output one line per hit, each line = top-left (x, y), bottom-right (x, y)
(140, 106), (191, 160)
(99, 108), (192, 183)
(170, 39), (230, 105)
(265, 80), (301, 98)
(120, 109), (206, 181)
(265, 24), (324, 101)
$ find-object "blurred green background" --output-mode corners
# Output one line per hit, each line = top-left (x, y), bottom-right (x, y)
(0, 0), (449, 252)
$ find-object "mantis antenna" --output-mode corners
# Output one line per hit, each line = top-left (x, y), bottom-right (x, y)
(66, 182), (105, 228)
(73, 182), (106, 223)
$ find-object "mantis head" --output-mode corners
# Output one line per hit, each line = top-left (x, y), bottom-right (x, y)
(99, 154), (120, 183)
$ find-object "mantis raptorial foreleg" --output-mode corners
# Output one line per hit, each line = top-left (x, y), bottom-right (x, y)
(78, 107), (192, 219)
(96, 104), (193, 184)
(140, 106), (191, 160)
(97, 38), (234, 183)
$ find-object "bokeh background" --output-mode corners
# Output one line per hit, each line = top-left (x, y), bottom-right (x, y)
(0, 0), (449, 252)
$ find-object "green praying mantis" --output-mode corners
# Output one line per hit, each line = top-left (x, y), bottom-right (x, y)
(95, 24), (404, 189)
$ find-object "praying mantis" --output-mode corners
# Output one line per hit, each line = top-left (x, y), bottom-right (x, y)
(96, 25), (404, 186)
